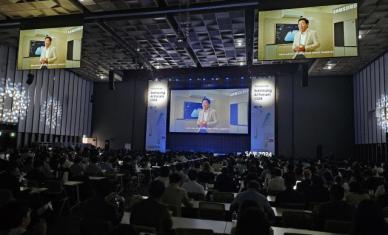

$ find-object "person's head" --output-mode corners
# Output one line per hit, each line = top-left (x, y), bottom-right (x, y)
(202, 97), (211, 110)
(329, 184), (344, 201)
(235, 208), (271, 235)
(160, 166), (170, 177)
(351, 200), (387, 235)
(0, 201), (31, 230)
(298, 17), (309, 32)
(44, 36), (52, 47)
(149, 180), (165, 199)
(169, 173), (182, 185)
(303, 169), (312, 180)
(188, 169), (198, 181)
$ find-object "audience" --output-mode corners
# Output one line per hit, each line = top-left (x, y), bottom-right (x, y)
(230, 181), (275, 223)
(266, 168), (286, 194)
(154, 166), (170, 188)
(345, 181), (370, 207)
(275, 173), (304, 205)
(214, 168), (237, 192)
(130, 181), (172, 235)
(161, 173), (193, 215)
(234, 207), (271, 235)
(182, 170), (206, 196)
(314, 184), (354, 230)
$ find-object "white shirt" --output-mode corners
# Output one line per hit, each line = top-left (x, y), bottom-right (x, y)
(300, 31), (307, 45)
(203, 110), (209, 122)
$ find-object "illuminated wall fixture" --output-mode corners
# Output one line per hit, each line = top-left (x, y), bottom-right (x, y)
(40, 96), (63, 130)
(376, 94), (388, 131)
(0, 79), (29, 123)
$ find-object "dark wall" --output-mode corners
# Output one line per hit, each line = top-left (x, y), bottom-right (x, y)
(92, 65), (354, 158)
(92, 72), (148, 150)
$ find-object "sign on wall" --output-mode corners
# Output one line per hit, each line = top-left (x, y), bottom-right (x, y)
(145, 80), (168, 152)
(251, 76), (276, 154)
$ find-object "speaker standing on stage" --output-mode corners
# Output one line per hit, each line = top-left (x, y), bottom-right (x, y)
(197, 97), (218, 132)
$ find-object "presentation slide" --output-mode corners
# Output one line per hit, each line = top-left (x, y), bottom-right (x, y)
(17, 26), (83, 70)
(169, 89), (249, 134)
(258, 3), (358, 60)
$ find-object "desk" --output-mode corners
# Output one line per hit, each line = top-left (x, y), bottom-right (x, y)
(64, 181), (83, 209)
(88, 176), (106, 180)
(20, 187), (48, 194)
(272, 207), (312, 218)
(190, 201), (231, 211)
(224, 222), (345, 235)
(121, 212), (228, 234)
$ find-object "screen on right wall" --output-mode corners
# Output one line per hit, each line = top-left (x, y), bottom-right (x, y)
(258, 3), (358, 60)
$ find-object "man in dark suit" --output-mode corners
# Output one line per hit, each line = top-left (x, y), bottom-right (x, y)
(131, 180), (172, 235)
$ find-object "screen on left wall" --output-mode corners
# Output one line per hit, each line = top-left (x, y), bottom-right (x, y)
(17, 26), (83, 70)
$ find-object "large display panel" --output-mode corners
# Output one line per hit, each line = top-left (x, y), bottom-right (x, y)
(169, 89), (249, 134)
(17, 26), (83, 70)
(258, 3), (358, 60)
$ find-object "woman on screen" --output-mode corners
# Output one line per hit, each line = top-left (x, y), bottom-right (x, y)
(197, 97), (218, 133)
(39, 36), (57, 69)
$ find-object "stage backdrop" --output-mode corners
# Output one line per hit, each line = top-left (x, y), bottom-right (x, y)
(251, 76), (275, 154)
(145, 80), (168, 152)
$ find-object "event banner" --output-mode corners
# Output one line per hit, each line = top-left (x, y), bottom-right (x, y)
(251, 76), (276, 154)
(145, 80), (168, 152)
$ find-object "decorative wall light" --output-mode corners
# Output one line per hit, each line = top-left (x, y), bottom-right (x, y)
(0, 79), (29, 124)
(376, 94), (388, 131)
(40, 96), (62, 130)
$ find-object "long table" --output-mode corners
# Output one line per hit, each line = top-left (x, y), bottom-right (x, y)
(122, 212), (343, 235)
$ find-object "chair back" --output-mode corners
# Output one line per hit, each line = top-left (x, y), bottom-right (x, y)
(198, 201), (225, 220)
(132, 224), (157, 235)
(80, 217), (112, 235)
(175, 228), (214, 235)
(282, 210), (313, 229)
(324, 220), (352, 234)
(212, 192), (234, 203)
(188, 192), (205, 201)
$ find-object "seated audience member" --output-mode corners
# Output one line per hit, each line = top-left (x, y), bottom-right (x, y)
(234, 207), (271, 235)
(230, 181), (275, 223)
(305, 175), (330, 204)
(85, 156), (103, 176)
(82, 179), (124, 227)
(296, 169), (312, 193)
(174, 164), (189, 183)
(69, 156), (85, 179)
(182, 170), (206, 196)
(214, 168), (237, 192)
(131, 181), (172, 235)
(155, 166), (170, 188)
(266, 168), (286, 194)
(276, 173), (304, 205)
(26, 160), (51, 186)
(345, 181), (370, 207)
(0, 163), (22, 197)
(99, 155), (115, 174)
(0, 201), (46, 235)
(197, 162), (215, 184)
(314, 185), (354, 230)
(351, 200), (388, 235)
(161, 173), (193, 213)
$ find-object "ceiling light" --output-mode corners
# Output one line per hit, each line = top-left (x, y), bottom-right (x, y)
(239, 61), (244, 66)
(136, 48), (141, 52)
(358, 34), (362, 39)
(155, 65), (161, 69)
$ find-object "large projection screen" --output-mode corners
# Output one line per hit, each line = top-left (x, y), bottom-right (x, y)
(258, 3), (358, 60)
(169, 89), (249, 134)
(17, 26), (83, 70)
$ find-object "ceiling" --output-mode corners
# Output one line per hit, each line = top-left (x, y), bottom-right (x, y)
(0, 0), (387, 81)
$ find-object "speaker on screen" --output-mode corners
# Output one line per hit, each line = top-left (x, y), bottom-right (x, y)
(26, 73), (34, 85)
(109, 70), (115, 90)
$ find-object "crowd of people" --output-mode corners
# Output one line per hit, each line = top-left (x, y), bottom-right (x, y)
(0, 146), (387, 235)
